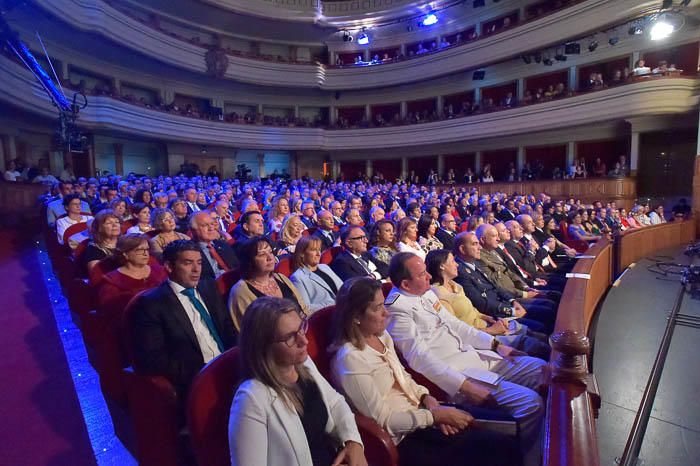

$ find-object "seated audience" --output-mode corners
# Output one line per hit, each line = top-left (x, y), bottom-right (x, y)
(427, 250), (550, 360)
(190, 211), (239, 279)
(128, 240), (236, 399)
(331, 225), (388, 281)
(83, 209), (121, 273)
(149, 208), (190, 261)
(289, 236), (343, 312)
(368, 219), (398, 272)
(331, 277), (522, 466)
(267, 195), (290, 233)
(632, 59), (651, 76)
(229, 296), (365, 466)
(232, 210), (265, 244)
(567, 212), (601, 241)
(396, 217), (425, 260)
(168, 198), (191, 233)
(417, 215), (444, 255)
(228, 237), (308, 331)
(4, 159), (21, 181)
(56, 194), (93, 246)
(126, 203), (155, 234)
(385, 252), (545, 466)
(648, 204), (666, 225)
(312, 209), (337, 250)
(435, 214), (458, 251)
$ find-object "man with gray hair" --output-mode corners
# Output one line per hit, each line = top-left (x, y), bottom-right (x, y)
(190, 211), (239, 279)
(386, 252), (545, 466)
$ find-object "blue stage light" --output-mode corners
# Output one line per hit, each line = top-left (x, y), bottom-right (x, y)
(357, 33), (370, 45)
(423, 14), (438, 26)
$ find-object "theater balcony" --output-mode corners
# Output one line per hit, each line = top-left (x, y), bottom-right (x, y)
(31, 0), (663, 90)
(2, 52), (697, 151)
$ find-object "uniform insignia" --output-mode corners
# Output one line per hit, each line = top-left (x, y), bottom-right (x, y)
(432, 300), (441, 312)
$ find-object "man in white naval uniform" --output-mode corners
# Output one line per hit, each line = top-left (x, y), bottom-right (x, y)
(385, 252), (545, 466)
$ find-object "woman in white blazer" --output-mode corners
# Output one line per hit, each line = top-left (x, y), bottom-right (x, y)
(290, 236), (344, 313)
(229, 296), (366, 466)
(330, 277), (521, 466)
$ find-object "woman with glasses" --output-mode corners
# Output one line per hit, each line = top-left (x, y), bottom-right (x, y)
(289, 236), (343, 313)
(98, 233), (167, 323)
(149, 208), (190, 262)
(228, 237), (308, 331)
(229, 296), (366, 466)
(330, 277), (521, 466)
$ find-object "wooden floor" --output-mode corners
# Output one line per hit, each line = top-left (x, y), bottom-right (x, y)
(593, 246), (700, 466)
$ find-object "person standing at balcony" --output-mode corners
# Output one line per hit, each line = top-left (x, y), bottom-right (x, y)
(633, 59), (651, 76)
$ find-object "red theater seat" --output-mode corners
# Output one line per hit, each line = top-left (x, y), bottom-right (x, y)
(274, 255), (294, 277)
(216, 269), (241, 301)
(320, 246), (342, 265)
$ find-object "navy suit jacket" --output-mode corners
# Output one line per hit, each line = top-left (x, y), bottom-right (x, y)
(128, 278), (236, 397)
(454, 258), (514, 318)
(330, 250), (388, 282)
(312, 229), (336, 251)
(197, 239), (239, 280)
(435, 228), (456, 252)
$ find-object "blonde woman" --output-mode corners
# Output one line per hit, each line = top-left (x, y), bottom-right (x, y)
(229, 296), (366, 466)
(275, 213), (305, 256)
(267, 195), (290, 233)
(289, 236), (343, 312)
(395, 217), (425, 260)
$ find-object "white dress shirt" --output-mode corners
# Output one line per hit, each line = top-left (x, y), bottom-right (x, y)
(168, 280), (221, 363)
(350, 251), (382, 280)
(333, 331), (433, 444)
(397, 241), (426, 261)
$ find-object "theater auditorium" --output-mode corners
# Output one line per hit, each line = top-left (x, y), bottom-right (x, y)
(1, 0), (699, 465)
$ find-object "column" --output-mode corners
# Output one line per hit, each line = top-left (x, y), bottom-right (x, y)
(86, 136), (96, 178)
(400, 157), (408, 181)
(60, 61), (69, 81)
(693, 109), (700, 224)
(474, 87), (482, 105)
(516, 147), (525, 174)
(257, 152), (265, 178)
(399, 43), (406, 56)
(630, 130), (640, 176)
(114, 143), (124, 175)
(516, 78), (525, 101)
(328, 49), (334, 65)
(631, 51), (640, 68)
(329, 105), (337, 125)
(400, 101), (408, 119)
(0, 136), (6, 169)
(437, 154), (445, 180)
(474, 151), (482, 173)
(294, 105), (300, 119)
(257, 104), (263, 115)
(566, 141), (576, 167)
(210, 97), (225, 110)
(48, 151), (63, 176)
(363, 49), (370, 62)
(112, 78), (121, 95)
(5, 135), (17, 160)
(475, 22), (482, 36)
(289, 46), (298, 61)
(365, 159), (373, 179)
(365, 104), (371, 121)
(289, 151), (298, 179)
(161, 86), (175, 105)
(436, 95), (444, 116)
(568, 65), (578, 92)
(332, 160), (340, 179)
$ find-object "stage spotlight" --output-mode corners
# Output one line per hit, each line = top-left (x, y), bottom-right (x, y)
(343, 31), (353, 42)
(473, 70), (486, 80)
(521, 54), (531, 64)
(608, 36), (619, 46)
(357, 33), (370, 45)
(628, 25), (644, 35)
(422, 13), (438, 26)
(555, 54), (567, 62)
(534, 52), (542, 63)
(543, 56), (553, 66)
(650, 19), (674, 40)
(588, 40), (598, 52)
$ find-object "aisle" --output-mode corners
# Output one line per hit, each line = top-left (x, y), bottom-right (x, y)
(0, 229), (96, 466)
(593, 247), (700, 466)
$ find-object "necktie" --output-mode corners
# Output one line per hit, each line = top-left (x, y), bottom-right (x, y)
(357, 256), (372, 274)
(207, 243), (230, 272)
(181, 288), (224, 352)
(501, 246), (530, 279)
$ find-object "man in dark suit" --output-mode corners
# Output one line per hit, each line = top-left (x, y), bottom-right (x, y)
(453, 232), (553, 333)
(312, 209), (337, 251)
(300, 200), (317, 229)
(435, 213), (458, 252)
(128, 240), (237, 398)
(331, 226), (388, 281)
(504, 220), (566, 291)
(330, 201), (346, 228)
(190, 211), (239, 279)
(184, 187), (201, 215)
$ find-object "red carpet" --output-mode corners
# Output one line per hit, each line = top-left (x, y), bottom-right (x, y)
(0, 228), (96, 466)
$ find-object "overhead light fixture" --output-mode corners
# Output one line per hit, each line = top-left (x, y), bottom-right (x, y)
(649, 19), (674, 40)
(472, 70), (486, 80)
(588, 40), (598, 52)
(543, 55), (553, 66)
(534, 52), (542, 63)
(422, 13), (438, 26)
(357, 33), (370, 45)
(628, 25), (644, 35)
(565, 43), (581, 54)
(608, 36), (619, 46)
(521, 54), (531, 64)
(342, 31), (353, 42)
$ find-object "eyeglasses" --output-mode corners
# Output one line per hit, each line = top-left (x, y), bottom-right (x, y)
(350, 235), (368, 241)
(129, 247), (150, 255)
(274, 318), (309, 347)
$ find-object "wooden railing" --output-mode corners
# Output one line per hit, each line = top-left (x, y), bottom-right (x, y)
(616, 220), (697, 275)
(437, 177), (637, 209)
(544, 219), (697, 466)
